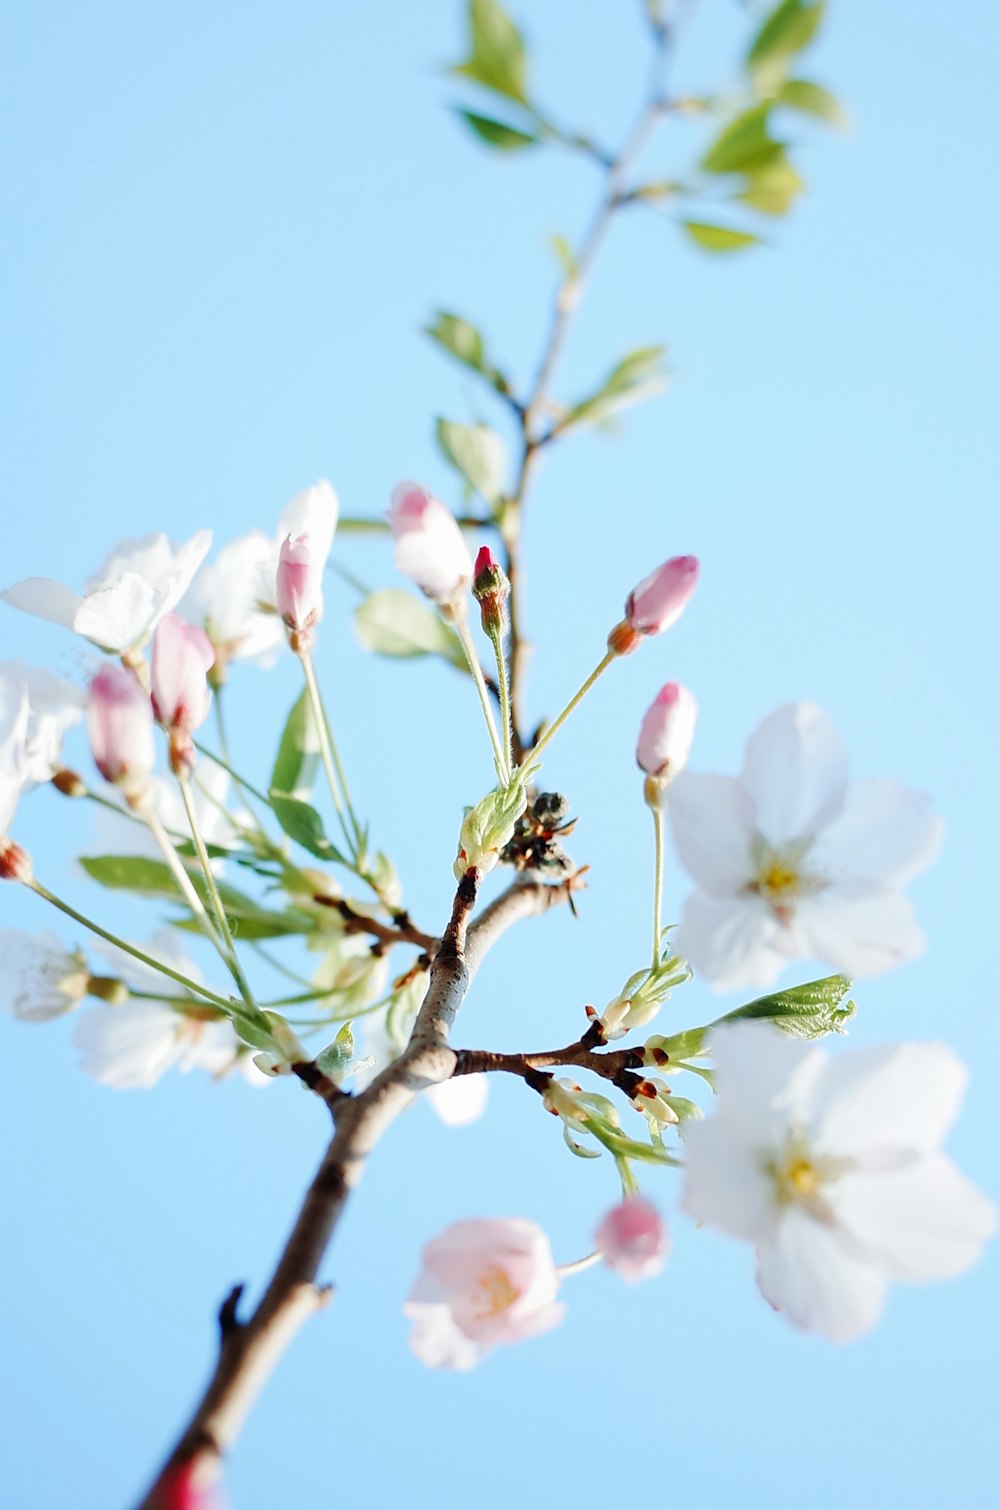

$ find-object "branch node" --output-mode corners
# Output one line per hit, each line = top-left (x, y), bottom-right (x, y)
(218, 1284), (245, 1339)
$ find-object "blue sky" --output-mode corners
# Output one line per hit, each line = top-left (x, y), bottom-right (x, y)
(2, 2), (999, 1506)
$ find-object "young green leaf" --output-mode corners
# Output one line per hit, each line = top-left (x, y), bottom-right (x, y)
(682, 220), (761, 252)
(747, 0), (825, 87)
(452, 0), (529, 106)
(424, 310), (511, 395)
(79, 855), (314, 938)
(561, 345), (668, 431)
(777, 78), (846, 128)
(354, 589), (468, 671)
(267, 793), (347, 864)
(701, 105), (779, 175)
(270, 688), (320, 798)
(718, 974), (856, 1038)
(455, 108), (539, 150)
(435, 418), (506, 501)
(736, 155), (804, 216)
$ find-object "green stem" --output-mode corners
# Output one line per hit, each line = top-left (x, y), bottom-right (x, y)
(526, 648), (617, 763)
(25, 880), (236, 1013)
(651, 805), (665, 971)
(298, 648), (358, 858)
(615, 1155), (641, 1199)
(455, 614), (508, 780)
(556, 1250), (602, 1279)
(143, 807), (225, 953)
(178, 773), (262, 1015)
(488, 622), (513, 779)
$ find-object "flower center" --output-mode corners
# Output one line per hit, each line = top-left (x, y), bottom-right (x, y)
(747, 838), (824, 921)
(472, 1265), (519, 1320)
(774, 1153), (822, 1204)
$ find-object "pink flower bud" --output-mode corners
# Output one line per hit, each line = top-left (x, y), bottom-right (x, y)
(636, 682), (697, 788)
(276, 533), (325, 645)
(595, 1196), (670, 1282)
(151, 613), (215, 735)
(472, 544), (509, 635)
(625, 555), (699, 636)
(87, 665), (155, 790)
(388, 482), (474, 611)
(151, 1457), (226, 1510)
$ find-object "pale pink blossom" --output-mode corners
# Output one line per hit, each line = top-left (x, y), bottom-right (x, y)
(2, 530), (212, 655)
(595, 1196), (671, 1282)
(668, 703), (944, 990)
(626, 555), (699, 636)
(276, 533), (324, 639)
(388, 482), (474, 609)
(404, 1217), (566, 1369)
(151, 613), (215, 735)
(681, 1022), (996, 1341)
(87, 665), (156, 790)
(637, 682), (697, 784)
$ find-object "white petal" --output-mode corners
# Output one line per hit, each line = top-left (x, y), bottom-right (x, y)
(678, 891), (792, 992)
(681, 1115), (779, 1241)
(813, 778), (944, 888)
(403, 1300), (489, 1371)
(667, 772), (756, 895)
(1, 577), (82, 630)
(73, 1001), (184, 1088)
(74, 574), (158, 652)
(425, 1074), (489, 1126)
(741, 702), (849, 848)
(756, 1207), (889, 1341)
(278, 482), (339, 573)
(831, 1155), (997, 1282)
(807, 1041), (968, 1159)
(708, 1021), (824, 1139)
(795, 883), (926, 978)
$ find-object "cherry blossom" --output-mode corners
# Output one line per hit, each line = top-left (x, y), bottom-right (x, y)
(0, 660), (86, 787)
(0, 929), (90, 1021)
(595, 1196), (670, 1282)
(2, 530), (212, 655)
(88, 666), (156, 790)
(667, 702), (943, 990)
(681, 1022), (996, 1341)
(74, 932), (263, 1089)
(404, 1218), (566, 1369)
(0, 680), (30, 868)
(636, 681), (697, 792)
(627, 554), (699, 635)
(180, 481), (338, 674)
(276, 534), (324, 642)
(388, 482), (474, 610)
(151, 614), (215, 737)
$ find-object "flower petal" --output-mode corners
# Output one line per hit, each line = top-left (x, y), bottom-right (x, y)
(794, 882), (926, 978)
(425, 1074), (489, 1126)
(741, 702), (849, 847)
(755, 1207), (889, 1341)
(667, 772), (756, 895)
(831, 1155), (997, 1282)
(813, 778), (944, 888)
(1, 576), (83, 630)
(681, 1115), (779, 1242)
(678, 891), (793, 991)
(708, 1021), (825, 1138)
(74, 574), (158, 652)
(404, 1300), (489, 1370)
(806, 1041), (968, 1158)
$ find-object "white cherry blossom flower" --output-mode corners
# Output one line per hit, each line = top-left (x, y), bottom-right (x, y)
(0, 929), (90, 1021)
(2, 530), (212, 656)
(0, 680), (30, 845)
(667, 702), (943, 990)
(181, 481), (338, 672)
(75, 931), (263, 1088)
(424, 1073), (489, 1126)
(404, 1218), (566, 1369)
(681, 1022), (996, 1341)
(0, 661), (86, 787)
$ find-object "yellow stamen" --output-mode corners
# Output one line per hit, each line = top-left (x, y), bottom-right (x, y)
(472, 1266), (519, 1320)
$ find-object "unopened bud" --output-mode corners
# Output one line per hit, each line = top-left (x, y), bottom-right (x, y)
(0, 838), (32, 883)
(630, 1075), (680, 1126)
(388, 482), (474, 612)
(621, 555), (699, 642)
(637, 682), (697, 804)
(277, 533), (325, 646)
(151, 613), (215, 773)
(86, 974), (129, 1005)
(472, 545), (509, 636)
(51, 767), (87, 798)
(87, 665), (156, 794)
(542, 1076), (587, 1122)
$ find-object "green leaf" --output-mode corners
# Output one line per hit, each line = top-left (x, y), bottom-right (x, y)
(682, 220), (762, 252)
(270, 689), (320, 798)
(701, 105), (778, 174)
(550, 233), (578, 282)
(455, 108), (539, 150)
(315, 1023), (355, 1077)
(718, 974), (856, 1039)
(79, 855), (314, 939)
(435, 418), (507, 500)
(452, 0), (529, 105)
(424, 310), (510, 395)
(736, 156), (804, 217)
(747, 0), (824, 87)
(267, 792), (347, 864)
(561, 345), (668, 431)
(354, 589), (468, 671)
(777, 77), (845, 127)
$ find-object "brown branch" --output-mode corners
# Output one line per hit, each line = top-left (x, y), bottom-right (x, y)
(322, 896), (437, 953)
(137, 872), (570, 1505)
(453, 1030), (646, 1098)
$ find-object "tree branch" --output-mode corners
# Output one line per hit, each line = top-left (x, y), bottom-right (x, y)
(137, 872), (571, 1505)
